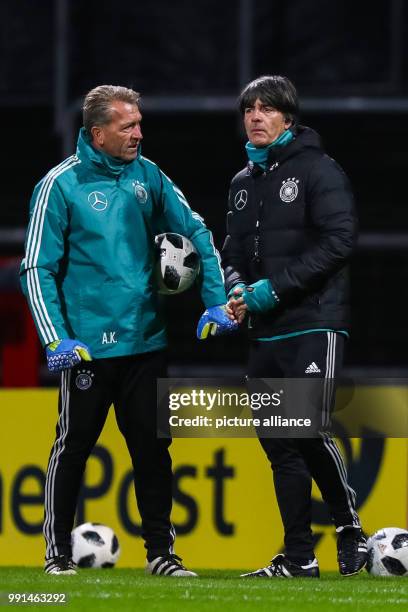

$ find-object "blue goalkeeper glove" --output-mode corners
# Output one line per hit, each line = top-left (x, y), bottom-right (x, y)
(46, 339), (92, 373)
(241, 279), (279, 313)
(196, 305), (238, 340)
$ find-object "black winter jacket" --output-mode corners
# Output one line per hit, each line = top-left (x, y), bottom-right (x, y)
(221, 125), (358, 338)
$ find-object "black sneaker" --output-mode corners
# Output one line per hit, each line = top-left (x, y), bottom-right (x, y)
(44, 555), (77, 575)
(241, 554), (320, 578)
(337, 526), (368, 576)
(146, 554), (198, 577)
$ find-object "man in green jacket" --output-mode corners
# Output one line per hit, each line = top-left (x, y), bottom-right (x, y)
(20, 85), (234, 576)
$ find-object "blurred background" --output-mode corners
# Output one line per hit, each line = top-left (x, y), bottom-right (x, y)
(1, 0), (408, 385)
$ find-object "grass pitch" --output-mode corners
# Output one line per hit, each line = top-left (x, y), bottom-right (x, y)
(1, 568), (407, 611)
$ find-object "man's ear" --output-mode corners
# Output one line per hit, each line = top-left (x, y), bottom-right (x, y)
(91, 125), (104, 146)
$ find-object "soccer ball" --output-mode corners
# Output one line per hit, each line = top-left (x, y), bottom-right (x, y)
(367, 527), (408, 576)
(155, 233), (200, 294)
(71, 522), (120, 568)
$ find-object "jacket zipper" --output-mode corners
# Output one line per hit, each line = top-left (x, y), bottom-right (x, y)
(253, 210), (262, 263)
(253, 162), (279, 262)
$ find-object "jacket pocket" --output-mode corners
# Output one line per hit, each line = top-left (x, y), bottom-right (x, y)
(79, 281), (141, 348)
(139, 287), (165, 342)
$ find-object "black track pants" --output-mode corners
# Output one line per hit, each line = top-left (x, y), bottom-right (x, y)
(248, 332), (361, 558)
(43, 350), (174, 560)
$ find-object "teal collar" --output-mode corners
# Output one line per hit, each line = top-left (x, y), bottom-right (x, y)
(245, 129), (294, 169)
(76, 127), (140, 177)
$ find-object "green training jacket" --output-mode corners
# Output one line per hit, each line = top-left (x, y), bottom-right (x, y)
(20, 128), (226, 358)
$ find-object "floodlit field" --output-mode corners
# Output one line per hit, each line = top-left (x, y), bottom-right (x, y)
(1, 568), (407, 611)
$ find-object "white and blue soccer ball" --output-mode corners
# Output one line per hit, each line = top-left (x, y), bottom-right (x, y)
(155, 233), (200, 295)
(367, 527), (408, 576)
(71, 522), (120, 568)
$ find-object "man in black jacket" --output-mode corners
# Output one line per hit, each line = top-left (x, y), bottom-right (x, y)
(223, 75), (367, 578)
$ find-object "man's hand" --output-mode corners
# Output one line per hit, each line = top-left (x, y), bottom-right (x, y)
(196, 305), (239, 339)
(46, 339), (92, 373)
(226, 284), (247, 324)
(230, 279), (279, 314)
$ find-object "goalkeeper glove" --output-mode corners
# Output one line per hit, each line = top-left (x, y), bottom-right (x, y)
(241, 279), (279, 313)
(196, 305), (238, 340)
(46, 339), (92, 373)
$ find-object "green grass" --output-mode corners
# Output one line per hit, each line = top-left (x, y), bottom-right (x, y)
(1, 568), (407, 611)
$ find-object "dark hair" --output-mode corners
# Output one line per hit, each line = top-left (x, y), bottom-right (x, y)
(238, 75), (299, 123)
(83, 85), (141, 134)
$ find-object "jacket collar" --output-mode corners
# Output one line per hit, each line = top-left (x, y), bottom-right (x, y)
(247, 125), (323, 176)
(76, 127), (140, 177)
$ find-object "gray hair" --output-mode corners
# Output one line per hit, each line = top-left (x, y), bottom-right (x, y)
(82, 85), (141, 134)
